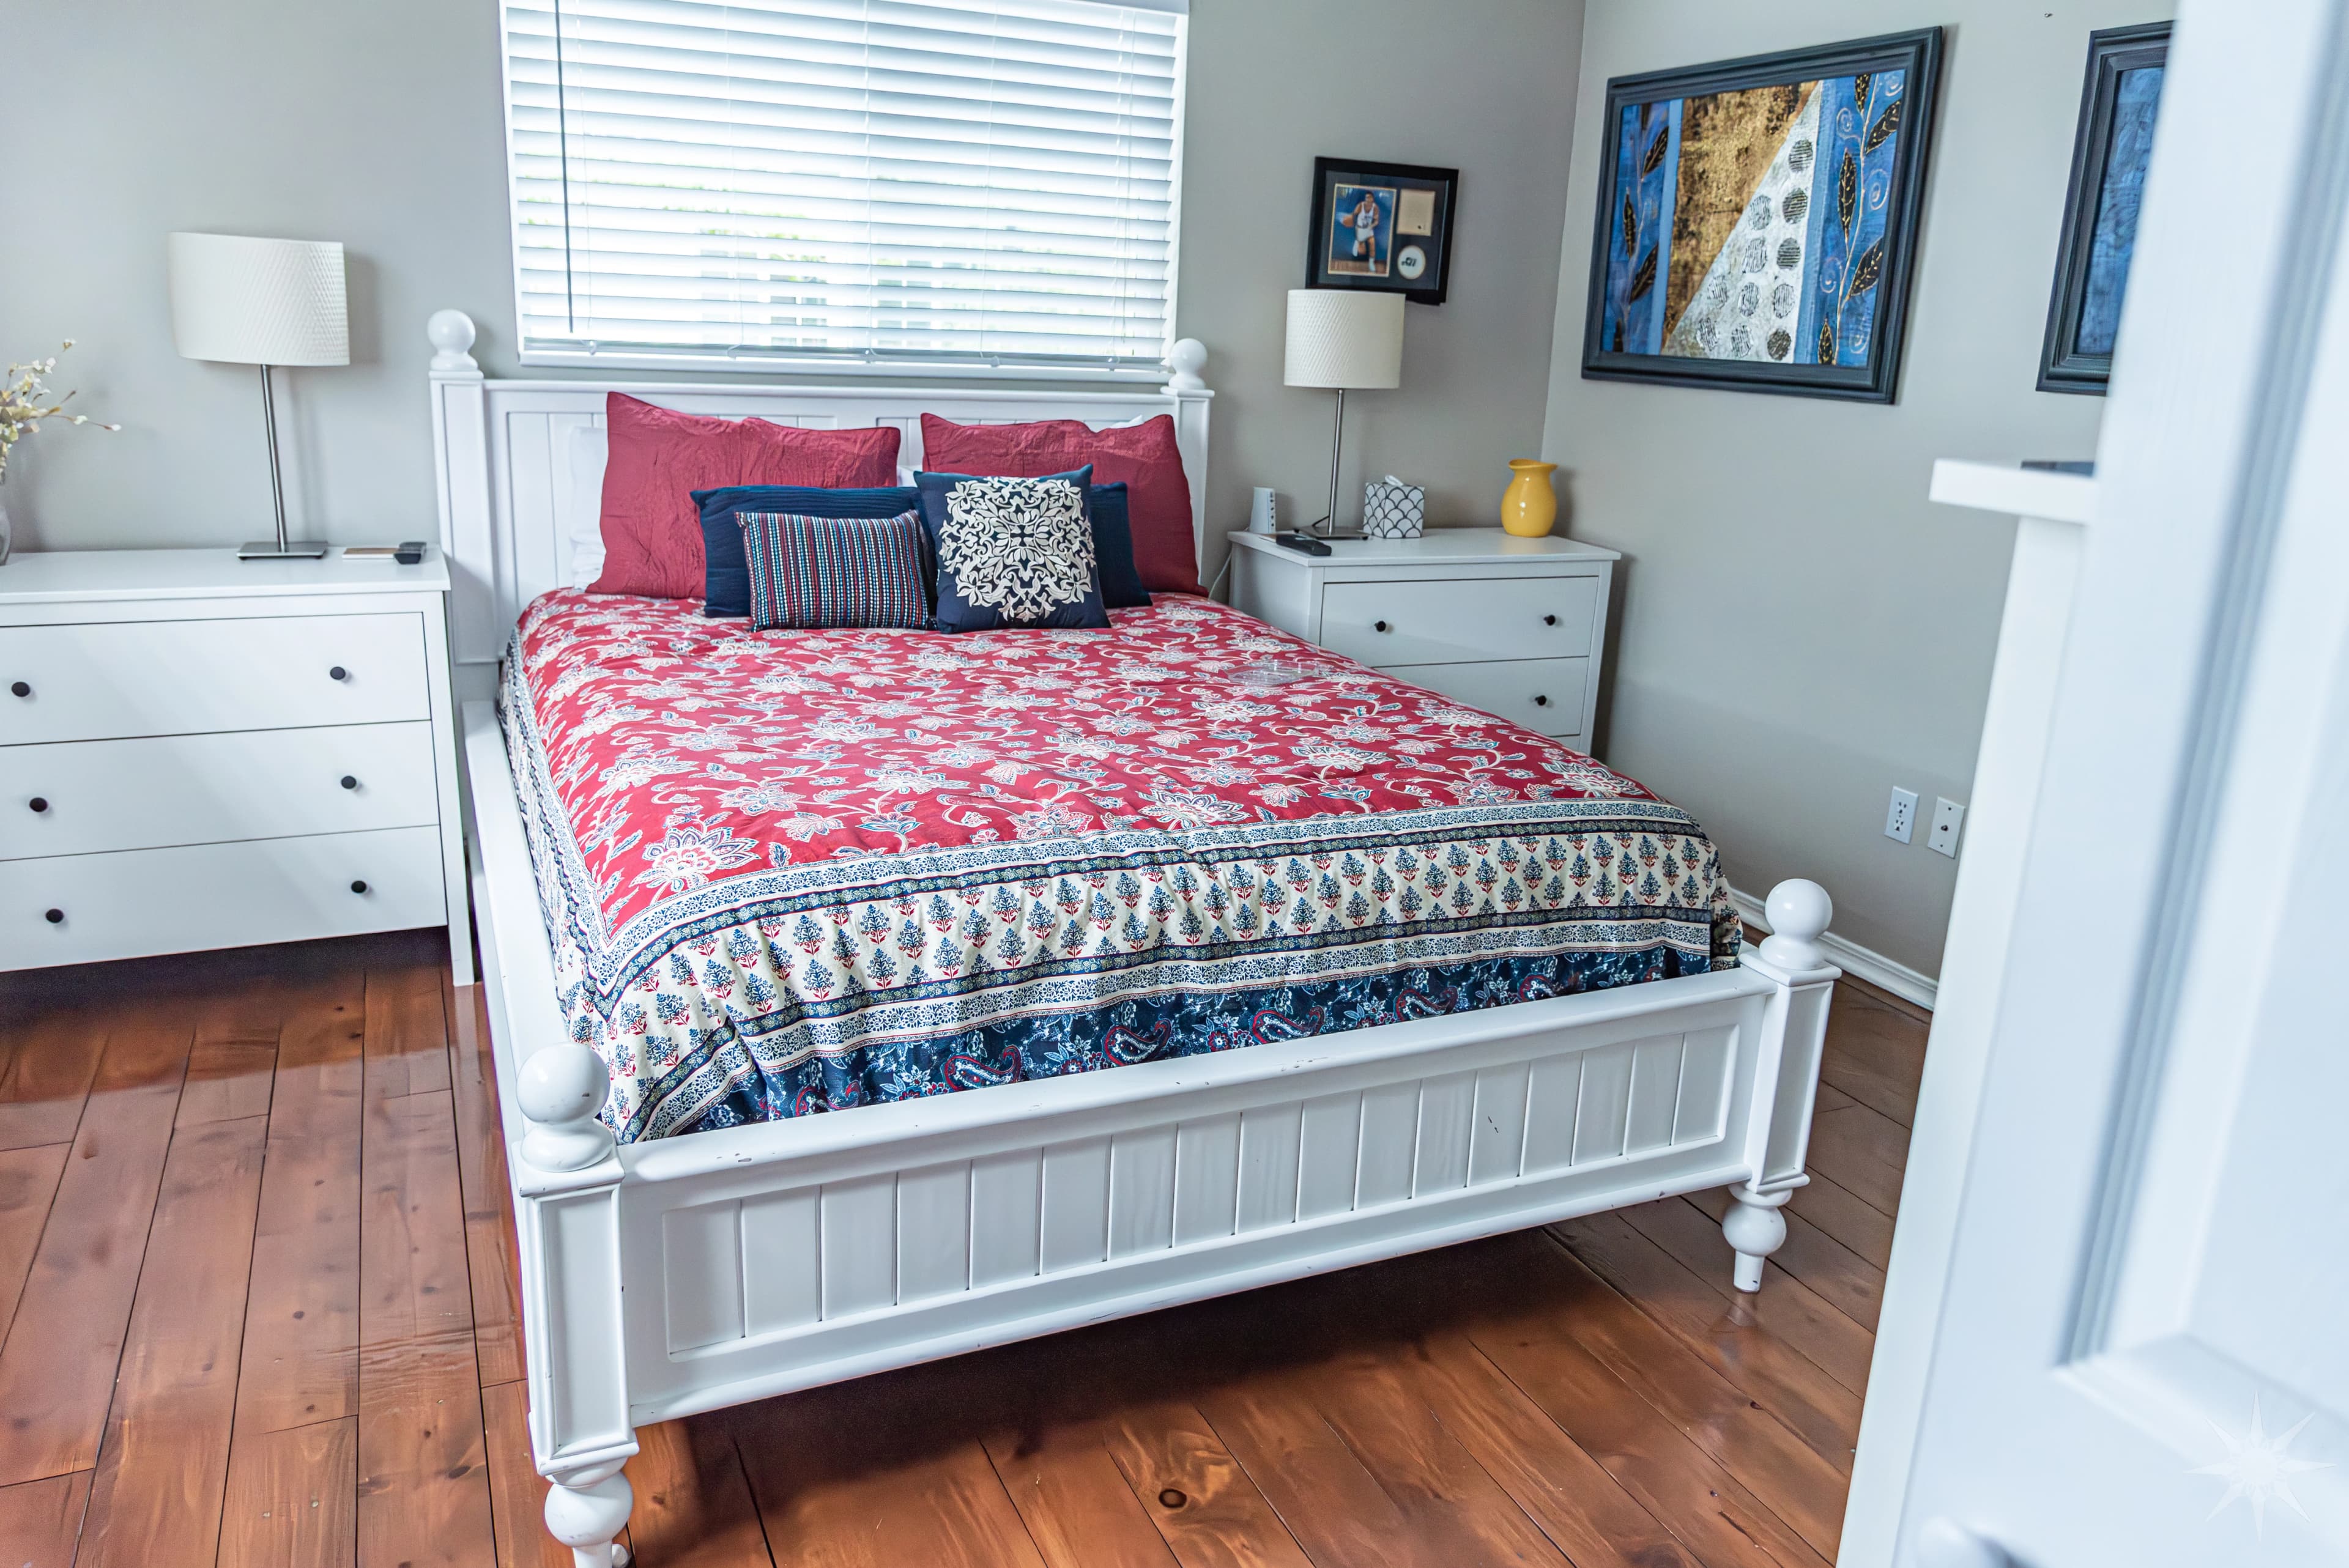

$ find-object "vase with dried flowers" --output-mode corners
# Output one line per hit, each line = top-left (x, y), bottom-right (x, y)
(1, 342), (119, 564)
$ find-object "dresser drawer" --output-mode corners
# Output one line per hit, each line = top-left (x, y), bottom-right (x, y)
(1, 826), (447, 971)
(0, 722), (440, 860)
(1382, 657), (1590, 742)
(0, 612), (428, 745)
(1321, 575), (1600, 667)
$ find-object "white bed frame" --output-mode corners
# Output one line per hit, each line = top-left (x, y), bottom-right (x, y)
(426, 309), (1841, 1566)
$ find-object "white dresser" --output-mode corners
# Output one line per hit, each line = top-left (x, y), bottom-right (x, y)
(0, 549), (470, 980)
(1228, 529), (1619, 754)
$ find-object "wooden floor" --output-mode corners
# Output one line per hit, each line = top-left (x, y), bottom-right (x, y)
(0, 930), (1926, 1568)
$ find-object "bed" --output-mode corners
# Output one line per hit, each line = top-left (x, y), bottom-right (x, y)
(430, 309), (1839, 1566)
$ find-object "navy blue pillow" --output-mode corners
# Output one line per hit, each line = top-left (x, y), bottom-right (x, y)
(692, 484), (921, 617)
(915, 467), (1107, 632)
(1088, 483), (1151, 610)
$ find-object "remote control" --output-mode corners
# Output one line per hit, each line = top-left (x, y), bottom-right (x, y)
(342, 541), (430, 563)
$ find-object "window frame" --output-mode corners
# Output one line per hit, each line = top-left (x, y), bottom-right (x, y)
(492, 0), (1190, 382)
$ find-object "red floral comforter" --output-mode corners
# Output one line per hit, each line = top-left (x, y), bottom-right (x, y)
(502, 590), (1738, 1141)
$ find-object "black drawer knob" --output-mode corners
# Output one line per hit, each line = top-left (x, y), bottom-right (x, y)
(340, 775), (358, 791)
(329, 666), (349, 682)
(1534, 694), (1550, 706)
(9, 681), (27, 698)
(28, 797), (47, 814)
(350, 879), (369, 895)
(1373, 619), (1390, 633)
(1543, 613), (1558, 626)
(43, 908), (63, 924)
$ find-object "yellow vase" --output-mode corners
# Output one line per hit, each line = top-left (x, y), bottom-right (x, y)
(1501, 459), (1559, 538)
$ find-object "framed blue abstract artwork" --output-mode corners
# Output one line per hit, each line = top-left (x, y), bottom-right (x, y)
(1579, 29), (1944, 404)
(2039, 22), (2170, 394)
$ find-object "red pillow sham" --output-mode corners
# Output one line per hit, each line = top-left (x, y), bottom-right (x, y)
(589, 393), (901, 599)
(919, 412), (1200, 594)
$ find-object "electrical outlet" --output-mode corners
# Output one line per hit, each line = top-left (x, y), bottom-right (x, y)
(1929, 797), (1966, 858)
(1885, 787), (1918, 844)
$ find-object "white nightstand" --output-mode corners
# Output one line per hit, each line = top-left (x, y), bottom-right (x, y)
(1228, 529), (1619, 754)
(0, 548), (471, 980)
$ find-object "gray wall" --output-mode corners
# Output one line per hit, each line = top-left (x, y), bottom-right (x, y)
(1, 0), (514, 550)
(1, 0), (1586, 590)
(1179, 0), (1584, 591)
(1541, 0), (2168, 975)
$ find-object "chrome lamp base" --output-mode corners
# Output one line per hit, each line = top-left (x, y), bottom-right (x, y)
(236, 365), (330, 563)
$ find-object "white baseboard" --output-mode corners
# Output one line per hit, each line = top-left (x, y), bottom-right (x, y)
(1730, 884), (1938, 1011)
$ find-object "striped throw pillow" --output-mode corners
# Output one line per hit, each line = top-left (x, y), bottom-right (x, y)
(737, 509), (932, 631)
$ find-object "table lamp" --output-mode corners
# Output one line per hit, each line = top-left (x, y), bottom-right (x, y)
(1283, 289), (1405, 536)
(168, 232), (349, 560)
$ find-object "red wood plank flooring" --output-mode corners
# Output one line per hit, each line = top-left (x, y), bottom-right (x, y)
(0, 935), (1924, 1567)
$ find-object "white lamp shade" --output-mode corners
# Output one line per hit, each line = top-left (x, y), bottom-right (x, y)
(168, 232), (349, 366)
(1283, 288), (1405, 390)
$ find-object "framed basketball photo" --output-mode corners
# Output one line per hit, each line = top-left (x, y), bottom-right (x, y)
(1307, 157), (1458, 306)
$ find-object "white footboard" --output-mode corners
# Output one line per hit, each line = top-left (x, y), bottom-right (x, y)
(462, 701), (1837, 1564)
(620, 964), (1772, 1416)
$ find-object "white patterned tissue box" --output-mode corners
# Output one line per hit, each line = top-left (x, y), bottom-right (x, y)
(1363, 475), (1425, 539)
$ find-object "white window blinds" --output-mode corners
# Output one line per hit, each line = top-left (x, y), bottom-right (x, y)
(500, 0), (1186, 373)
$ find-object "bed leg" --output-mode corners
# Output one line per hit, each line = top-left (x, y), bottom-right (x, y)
(1726, 879), (1838, 1295)
(546, 1459), (634, 1568)
(516, 1045), (634, 1564)
(1721, 1182), (1792, 1293)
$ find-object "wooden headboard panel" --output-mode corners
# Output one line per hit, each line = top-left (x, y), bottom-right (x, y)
(425, 309), (1213, 697)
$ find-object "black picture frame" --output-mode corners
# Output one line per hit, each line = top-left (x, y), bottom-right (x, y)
(1578, 28), (1944, 403)
(1305, 157), (1459, 306)
(2038, 21), (2171, 395)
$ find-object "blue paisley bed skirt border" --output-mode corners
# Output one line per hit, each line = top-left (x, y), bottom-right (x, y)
(676, 945), (1712, 1134)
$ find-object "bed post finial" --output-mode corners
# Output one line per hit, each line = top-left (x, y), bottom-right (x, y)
(1758, 878), (1831, 971)
(428, 308), (480, 374)
(518, 1043), (617, 1172)
(1163, 337), (1208, 393)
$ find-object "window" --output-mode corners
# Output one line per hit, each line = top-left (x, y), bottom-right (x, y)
(500, 0), (1186, 374)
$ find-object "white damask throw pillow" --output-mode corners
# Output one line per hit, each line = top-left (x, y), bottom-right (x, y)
(916, 467), (1109, 632)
